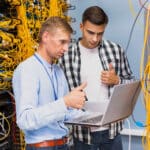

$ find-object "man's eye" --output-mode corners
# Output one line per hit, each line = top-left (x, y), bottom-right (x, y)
(98, 32), (104, 36)
(87, 31), (94, 35)
(60, 40), (66, 44)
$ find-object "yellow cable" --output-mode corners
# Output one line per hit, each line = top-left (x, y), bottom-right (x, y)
(141, 6), (150, 150)
(128, 0), (143, 27)
(140, 7), (149, 80)
(0, 112), (11, 141)
(128, 0), (137, 17)
(0, 0), (71, 148)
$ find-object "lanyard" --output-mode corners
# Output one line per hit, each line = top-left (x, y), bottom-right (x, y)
(34, 53), (58, 100)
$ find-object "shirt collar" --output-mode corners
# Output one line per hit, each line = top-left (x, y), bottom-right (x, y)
(35, 52), (52, 69)
(77, 37), (104, 49)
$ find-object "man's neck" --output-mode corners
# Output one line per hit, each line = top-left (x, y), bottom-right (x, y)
(37, 46), (52, 64)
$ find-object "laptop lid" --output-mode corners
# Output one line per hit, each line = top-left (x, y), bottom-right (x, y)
(64, 80), (141, 127)
(101, 80), (141, 126)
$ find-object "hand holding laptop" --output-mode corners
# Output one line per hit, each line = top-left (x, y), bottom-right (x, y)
(64, 80), (141, 127)
(64, 82), (87, 109)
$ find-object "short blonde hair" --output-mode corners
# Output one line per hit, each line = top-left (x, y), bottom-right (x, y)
(38, 16), (73, 42)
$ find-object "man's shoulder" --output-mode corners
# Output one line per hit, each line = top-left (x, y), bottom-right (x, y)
(68, 41), (78, 51)
(102, 39), (123, 52)
(103, 39), (121, 47)
(14, 55), (37, 72)
(60, 41), (78, 59)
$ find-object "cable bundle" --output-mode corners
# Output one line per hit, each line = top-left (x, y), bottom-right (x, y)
(0, 0), (70, 91)
(142, 58), (150, 150)
(0, 0), (71, 149)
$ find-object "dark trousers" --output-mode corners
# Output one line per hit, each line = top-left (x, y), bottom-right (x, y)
(74, 130), (123, 150)
(26, 144), (68, 150)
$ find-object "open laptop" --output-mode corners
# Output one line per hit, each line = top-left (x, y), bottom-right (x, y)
(64, 80), (141, 127)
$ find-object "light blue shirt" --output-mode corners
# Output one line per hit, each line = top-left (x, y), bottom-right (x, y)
(12, 53), (76, 144)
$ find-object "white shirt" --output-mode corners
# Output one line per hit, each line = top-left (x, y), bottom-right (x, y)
(80, 42), (108, 102)
(80, 42), (109, 131)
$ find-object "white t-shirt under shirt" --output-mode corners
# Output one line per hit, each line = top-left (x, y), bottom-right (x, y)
(79, 42), (109, 131)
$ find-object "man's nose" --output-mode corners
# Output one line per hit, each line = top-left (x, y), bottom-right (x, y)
(63, 43), (69, 52)
(92, 34), (99, 42)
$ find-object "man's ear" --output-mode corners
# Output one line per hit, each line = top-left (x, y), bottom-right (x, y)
(80, 23), (83, 31)
(42, 31), (50, 42)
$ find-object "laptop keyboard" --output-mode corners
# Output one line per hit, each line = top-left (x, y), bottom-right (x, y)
(81, 114), (103, 124)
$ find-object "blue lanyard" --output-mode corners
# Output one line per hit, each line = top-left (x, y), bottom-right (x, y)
(34, 53), (58, 100)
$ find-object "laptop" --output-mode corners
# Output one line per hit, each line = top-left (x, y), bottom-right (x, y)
(64, 80), (141, 127)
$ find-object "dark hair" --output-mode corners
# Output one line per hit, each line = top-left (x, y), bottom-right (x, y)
(82, 6), (108, 25)
(38, 16), (73, 42)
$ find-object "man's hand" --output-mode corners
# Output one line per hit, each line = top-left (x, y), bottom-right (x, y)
(101, 63), (119, 85)
(64, 82), (87, 109)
